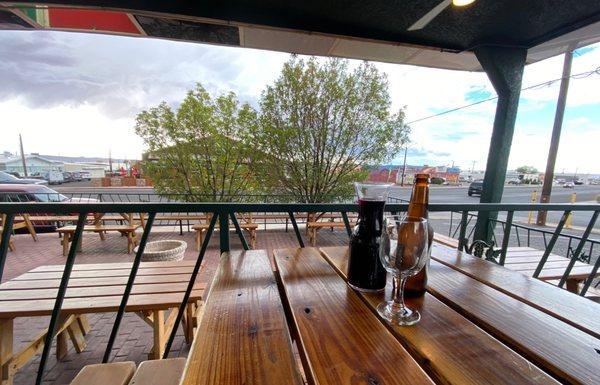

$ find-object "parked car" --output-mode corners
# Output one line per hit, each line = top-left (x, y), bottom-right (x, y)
(80, 171), (92, 180)
(0, 171), (47, 185)
(0, 184), (98, 231)
(507, 179), (522, 185)
(563, 182), (575, 188)
(39, 170), (64, 185)
(468, 180), (483, 196)
(62, 171), (75, 182)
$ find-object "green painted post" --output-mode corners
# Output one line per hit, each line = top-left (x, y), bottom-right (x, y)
(473, 46), (527, 243)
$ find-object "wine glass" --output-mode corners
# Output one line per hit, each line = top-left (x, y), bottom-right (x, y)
(377, 216), (429, 325)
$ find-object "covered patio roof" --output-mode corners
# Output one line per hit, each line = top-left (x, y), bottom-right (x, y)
(1, 1), (600, 70)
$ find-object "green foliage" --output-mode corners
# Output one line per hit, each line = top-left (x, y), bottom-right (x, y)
(516, 165), (538, 174)
(254, 57), (409, 203)
(430, 177), (444, 185)
(135, 84), (259, 202)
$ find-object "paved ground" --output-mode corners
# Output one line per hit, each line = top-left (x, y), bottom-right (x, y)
(2, 227), (348, 385)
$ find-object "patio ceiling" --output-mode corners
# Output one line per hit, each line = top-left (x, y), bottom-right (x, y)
(1, 1), (600, 71)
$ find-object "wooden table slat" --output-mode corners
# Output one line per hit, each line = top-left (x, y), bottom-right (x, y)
(29, 260), (197, 272)
(0, 290), (203, 317)
(15, 266), (194, 280)
(0, 282), (206, 301)
(182, 250), (303, 385)
(0, 273), (196, 290)
(427, 260), (599, 385)
(319, 246), (559, 385)
(274, 247), (435, 385)
(431, 243), (600, 339)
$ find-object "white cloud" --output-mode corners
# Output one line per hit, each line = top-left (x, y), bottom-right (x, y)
(0, 31), (599, 174)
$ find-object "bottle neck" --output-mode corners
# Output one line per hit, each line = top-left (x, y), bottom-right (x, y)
(407, 183), (429, 219)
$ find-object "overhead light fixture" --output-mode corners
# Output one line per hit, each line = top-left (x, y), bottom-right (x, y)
(452, 0), (475, 6)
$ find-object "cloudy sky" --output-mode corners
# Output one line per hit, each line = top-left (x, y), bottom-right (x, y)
(1, 30), (599, 173)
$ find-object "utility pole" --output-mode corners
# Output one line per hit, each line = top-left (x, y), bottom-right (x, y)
(108, 150), (113, 174)
(400, 146), (408, 186)
(470, 161), (476, 179)
(19, 134), (28, 177)
(537, 49), (574, 226)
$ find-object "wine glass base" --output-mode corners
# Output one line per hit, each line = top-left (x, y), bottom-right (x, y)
(377, 300), (420, 326)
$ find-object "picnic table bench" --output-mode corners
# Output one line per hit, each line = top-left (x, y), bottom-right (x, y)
(0, 260), (204, 384)
(57, 224), (140, 256)
(181, 246), (599, 385)
(192, 222), (258, 250)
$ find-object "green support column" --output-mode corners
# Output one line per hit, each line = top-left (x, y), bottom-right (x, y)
(473, 46), (527, 243)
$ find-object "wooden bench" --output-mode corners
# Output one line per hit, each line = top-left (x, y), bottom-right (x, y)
(181, 250), (303, 385)
(192, 223), (258, 250)
(307, 221), (350, 246)
(57, 225), (139, 256)
(129, 358), (186, 385)
(70, 358), (186, 385)
(0, 214), (37, 252)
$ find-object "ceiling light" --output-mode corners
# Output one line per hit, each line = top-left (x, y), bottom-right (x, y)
(452, 0), (475, 6)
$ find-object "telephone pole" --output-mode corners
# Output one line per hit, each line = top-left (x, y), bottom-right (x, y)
(537, 49), (574, 226)
(19, 134), (28, 177)
(400, 147), (408, 186)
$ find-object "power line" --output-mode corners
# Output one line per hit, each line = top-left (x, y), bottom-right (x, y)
(406, 65), (600, 125)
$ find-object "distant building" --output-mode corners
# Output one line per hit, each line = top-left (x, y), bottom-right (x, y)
(367, 165), (461, 185)
(1, 154), (63, 175)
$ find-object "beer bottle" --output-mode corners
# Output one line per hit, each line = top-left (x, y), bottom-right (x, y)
(404, 173), (434, 297)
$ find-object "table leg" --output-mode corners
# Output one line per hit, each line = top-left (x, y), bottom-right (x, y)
(149, 310), (165, 360)
(0, 318), (13, 385)
(62, 232), (70, 257)
(77, 315), (90, 335)
(566, 278), (580, 294)
(22, 214), (38, 242)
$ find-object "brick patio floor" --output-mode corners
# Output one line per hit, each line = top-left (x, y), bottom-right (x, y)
(2, 226), (349, 385)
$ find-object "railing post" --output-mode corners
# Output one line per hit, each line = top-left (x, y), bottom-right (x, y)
(341, 212), (352, 237)
(103, 212), (156, 362)
(457, 211), (469, 251)
(499, 211), (513, 265)
(35, 212), (87, 385)
(558, 210), (599, 288)
(0, 213), (14, 283)
(533, 210), (571, 278)
(163, 213), (217, 358)
(580, 251), (600, 296)
(219, 211), (230, 254)
(288, 212), (304, 248)
(229, 212), (249, 250)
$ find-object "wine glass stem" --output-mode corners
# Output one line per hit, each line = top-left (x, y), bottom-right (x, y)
(392, 275), (408, 313)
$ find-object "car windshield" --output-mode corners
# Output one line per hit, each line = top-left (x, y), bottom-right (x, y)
(0, 171), (19, 182)
(31, 186), (68, 202)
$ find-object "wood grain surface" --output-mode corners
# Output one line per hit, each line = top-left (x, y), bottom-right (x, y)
(427, 259), (599, 385)
(319, 246), (560, 385)
(274, 247), (435, 385)
(431, 243), (600, 339)
(182, 250), (302, 385)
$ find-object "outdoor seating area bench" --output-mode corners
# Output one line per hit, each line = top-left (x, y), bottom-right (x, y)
(70, 358), (186, 385)
(0, 260), (204, 384)
(181, 250), (302, 385)
(307, 221), (350, 246)
(57, 224), (140, 256)
(192, 222), (258, 250)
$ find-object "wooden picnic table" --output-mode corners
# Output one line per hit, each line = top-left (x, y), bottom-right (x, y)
(501, 246), (598, 293)
(0, 260), (205, 385)
(182, 246), (599, 385)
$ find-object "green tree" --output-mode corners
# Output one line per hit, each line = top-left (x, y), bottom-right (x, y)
(255, 57), (410, 202)
(516, 166), (538, 174)
(135, 84), (259, 201)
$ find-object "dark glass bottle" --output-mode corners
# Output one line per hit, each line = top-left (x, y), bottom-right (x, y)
(347, 197), (387, 292)
(404, 174), (434, 297)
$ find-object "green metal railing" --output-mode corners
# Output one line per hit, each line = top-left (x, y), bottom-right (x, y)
(0, 201), (599, 385)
